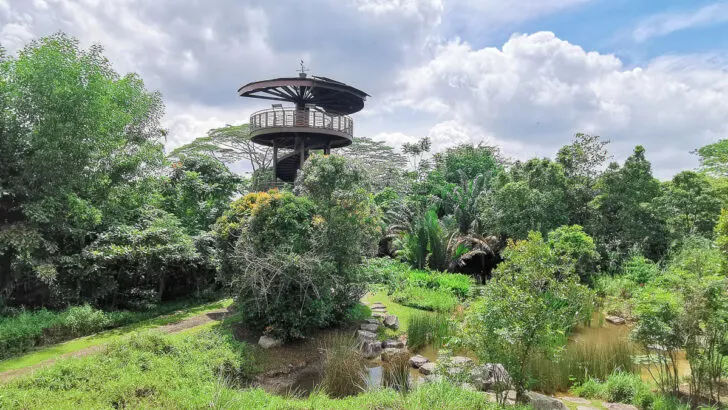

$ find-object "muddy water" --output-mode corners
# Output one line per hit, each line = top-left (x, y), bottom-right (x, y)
(570, 313), (690, 381)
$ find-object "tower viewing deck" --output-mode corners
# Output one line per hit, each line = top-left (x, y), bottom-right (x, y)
(238, 71), (368, 183)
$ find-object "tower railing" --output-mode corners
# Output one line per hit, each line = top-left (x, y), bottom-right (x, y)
(249, 107), (354, 137)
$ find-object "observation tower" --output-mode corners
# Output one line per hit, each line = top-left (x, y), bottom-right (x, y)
(238, 65), (369, 183)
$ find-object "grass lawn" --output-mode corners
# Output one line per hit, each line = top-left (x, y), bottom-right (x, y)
(0, 299), (232, 373)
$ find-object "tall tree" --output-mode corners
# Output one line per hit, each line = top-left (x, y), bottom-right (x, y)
(652, 171), (723, 243)
(590, 146), (668, 266)
(557, 133), (610, 226)
(170, 124), (273, 172)
(0, 34), (166, 306)
(434, 143), (505, 185)
(696, 139), (728, 177)
(339, 137), (407, 191)
(481, 158), (569, 239)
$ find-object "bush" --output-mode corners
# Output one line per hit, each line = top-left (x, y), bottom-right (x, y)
(392, 286), (458, 312)
(571, 372), (654, 409)
(231, 156), (380, 340)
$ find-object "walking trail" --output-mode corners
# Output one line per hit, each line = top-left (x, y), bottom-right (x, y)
(0, 307), (229, 383)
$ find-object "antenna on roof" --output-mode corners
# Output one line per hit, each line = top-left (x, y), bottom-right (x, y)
(298, 60), (309, 78)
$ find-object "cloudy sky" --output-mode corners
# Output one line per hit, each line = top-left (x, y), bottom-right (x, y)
(2, 0), (728, 178)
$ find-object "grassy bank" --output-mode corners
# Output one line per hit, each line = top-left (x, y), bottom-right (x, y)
(0, 327), (502, 410)
(0, 299), (232, 373)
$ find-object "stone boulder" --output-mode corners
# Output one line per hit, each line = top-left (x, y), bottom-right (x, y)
(604, 404), (638, 410)
(383, 314), (400, 330)
(362, 340), (383, 359)
(372, 312), (385, 318)
(382, 339), (405, 349)
(364, 318), (380, 325)
(605, 315), (626, 325)
(525, 391), (567, 410)
(471, 363), (511, 391)
(258, 335), (282, 349)
(419, 362), (436, 375)
(356, 330), (377, 344)
(409, 354), (429, 368)
(360, 323), (379, 332)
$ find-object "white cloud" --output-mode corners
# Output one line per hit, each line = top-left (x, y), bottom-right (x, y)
(633, 2), (728, 43)
(391, 31), (728, 178)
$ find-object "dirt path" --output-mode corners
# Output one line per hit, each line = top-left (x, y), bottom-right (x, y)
(0, 308), (230, 383)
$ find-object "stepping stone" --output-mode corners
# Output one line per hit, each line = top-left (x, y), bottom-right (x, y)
(525, 391), (567, 410)
(356, 330), (377, 343)
(605, 404), (638, 410)
(382, 339), (404, 349)
(563, 397), (592, 404)
(605, 315), (626, 325)
(371, 307), (387, 312)
(258, 335), (282, 349)
(360, 323), (379, 332)
(419, 362), (436, 375)
(372, 312), (385, 318)
(384, 314), (400, 330)
(409, 354), (429, 368)
(577, 406), (600, 410)
(364, 318), (380, 325)
(372, 302), (386, 309)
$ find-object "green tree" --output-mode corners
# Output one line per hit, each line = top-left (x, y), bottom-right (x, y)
(589, 146), (668, 267)
(481, 159), (569, 239)
(547, 225), (600, 284)
(0, 34), (166, 307)
(433, 143), (504, 185)
(696, 139), (728, 177)
(162, 154), (241, 235)
(170, 124), (272, 171)
(339, 137), (407, 191)
(652, 171), (723, 242)
(449, 172), (486, 234)
(557, 133), (610, 227)
(462, 232), (593, 402)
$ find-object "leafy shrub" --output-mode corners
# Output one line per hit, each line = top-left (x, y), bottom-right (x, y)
(572, 378), (606, 398)
(392, 286), (458, 312)
(232, 156), (380, 340)
(623, 254), (660, 285)
(571, 372), (654, 409)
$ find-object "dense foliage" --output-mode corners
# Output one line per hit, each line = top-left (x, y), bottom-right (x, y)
(228, 155), (380, 339)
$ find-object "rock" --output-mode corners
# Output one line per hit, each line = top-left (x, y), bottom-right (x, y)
(372, 302), (386, 309)
(562, 397), (592, 404)
(372, 312), (385, 318)
(364, 318), (380, 325)
(423, 374), (442, 383)
(360, 323), (379, 332)
(525, 391), (567, 410)
(380, 347), (408, 362)
(382, 339), (405, 349)
(471, 363), (511, 391)
(419, 362), (436, 375)
(371, 307), (387, 313)
(383, 314), (400, 330)
(605, 315), (626, 325)
(577, 407), (600, 410)
(409, 354), (429, 368)
(450, 356), (473, 366)
(356, 330), (377, 343)
(362, 340), (383, 359)
(604, 404), (638, 410)
(258, 335), (282, 349)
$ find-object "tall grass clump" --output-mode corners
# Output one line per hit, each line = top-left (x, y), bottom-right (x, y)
(406, 312), (453, 351)
(382, 351), (411, 392)
(528, 336), (635, 393)
(321, 333), (367, 397)
(571, 371), (654, 409)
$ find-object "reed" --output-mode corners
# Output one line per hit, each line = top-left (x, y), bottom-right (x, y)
(406, 312), (453, 351)
(382, 351), (411, 393)
(528, 336), (636, 394)
(320, 333), (368, 398)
